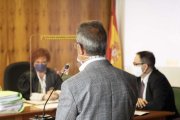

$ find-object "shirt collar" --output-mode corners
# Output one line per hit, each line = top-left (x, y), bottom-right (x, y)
(79, 56), (106, 71)
(37, 73), (46, 94)
(141, 71), (152, 84)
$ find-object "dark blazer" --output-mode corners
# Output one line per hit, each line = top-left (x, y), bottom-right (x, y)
(56, 60), (138, 120)
(137, 68), (179, 119)
(18, 68), (63, 100)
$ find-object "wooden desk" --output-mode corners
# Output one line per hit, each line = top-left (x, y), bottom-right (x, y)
(0, 106), (174, 120)
(0, 105), (56, 120)
(134, 110), (175, 120)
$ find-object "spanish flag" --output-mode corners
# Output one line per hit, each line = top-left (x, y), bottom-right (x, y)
(106, 0), (123, 69)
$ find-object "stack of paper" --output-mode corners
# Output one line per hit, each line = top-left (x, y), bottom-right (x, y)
(134, 110), (149, 116)
(0, 91), (24, 114)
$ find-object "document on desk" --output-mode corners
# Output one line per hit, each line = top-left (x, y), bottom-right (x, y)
(34, 103), (58, 110)
(24, 100), (58, 105)
(134, 110), (149, 115)
(24, 100), (59, 110)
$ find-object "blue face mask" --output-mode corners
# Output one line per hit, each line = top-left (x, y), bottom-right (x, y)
(34, 64), (47, 72)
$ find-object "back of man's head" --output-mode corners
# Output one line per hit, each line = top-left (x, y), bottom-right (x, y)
(76, 20), (107, 56)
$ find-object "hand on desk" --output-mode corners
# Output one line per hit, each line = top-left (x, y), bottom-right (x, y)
(43, 90), (60, 101)
(136, 98), (148, 109)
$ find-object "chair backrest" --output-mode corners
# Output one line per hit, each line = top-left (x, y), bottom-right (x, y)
(3, 62), (30, 91)
(173, 87), (180, 114)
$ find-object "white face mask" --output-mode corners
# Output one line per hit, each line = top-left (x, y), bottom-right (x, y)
(132, 66), (143, 77)
(76, 55), (90, 71)
(76, 57), (83, 71)
(77, 57), (83, 65)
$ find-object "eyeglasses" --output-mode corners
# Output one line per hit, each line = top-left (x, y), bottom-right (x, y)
(73, 42), (78, 49)
(73, 42), (82, 49)
(133, 62), (144, 66)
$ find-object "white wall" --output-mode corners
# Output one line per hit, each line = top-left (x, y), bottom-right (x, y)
(123, 0), (180, 87)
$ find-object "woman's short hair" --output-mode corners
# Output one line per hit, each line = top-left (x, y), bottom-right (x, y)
(31, 48), (50, 64)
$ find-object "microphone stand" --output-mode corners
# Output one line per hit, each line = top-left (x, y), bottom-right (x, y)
(30, 64), (69, 120)
(41, 73), (64, 120)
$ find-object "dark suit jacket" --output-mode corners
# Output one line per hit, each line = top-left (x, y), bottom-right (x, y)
(137, 68), (179, 119)
(56, 60), (138, 120)
(18, 68), (63, 100)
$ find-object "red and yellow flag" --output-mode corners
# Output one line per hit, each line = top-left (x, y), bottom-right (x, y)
(106, 0), (123, 69)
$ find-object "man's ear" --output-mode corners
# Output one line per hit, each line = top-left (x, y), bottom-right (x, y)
(77, 43), (84, 55)
(143, 64), (149, 73)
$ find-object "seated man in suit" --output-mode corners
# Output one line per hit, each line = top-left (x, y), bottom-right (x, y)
(133, 51), (179, 119)
(56, 20), (138, 120)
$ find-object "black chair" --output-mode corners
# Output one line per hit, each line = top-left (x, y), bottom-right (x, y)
(3, 61), (30, 91)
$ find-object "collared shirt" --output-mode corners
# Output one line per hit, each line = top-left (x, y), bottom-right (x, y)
(37, 73), (46, 94)
(79, 56), (106, 71)
(30, 73), (46, 101)
(141, 71), (152, 99)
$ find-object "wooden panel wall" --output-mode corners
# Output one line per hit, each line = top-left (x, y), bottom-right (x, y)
(0, 0), (111, 87)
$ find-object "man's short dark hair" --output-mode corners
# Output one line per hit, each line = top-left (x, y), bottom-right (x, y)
(137, 51), (155, 68)
(76, 20), (107, 56)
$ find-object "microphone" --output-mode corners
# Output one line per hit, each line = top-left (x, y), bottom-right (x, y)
(59, 64), (70, 78)
(30, 64), (70, 120)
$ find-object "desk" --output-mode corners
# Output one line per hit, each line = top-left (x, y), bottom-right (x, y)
(0, 106), (56, 120)
(134, 110), (175, 120)
(0, 106), (174, 120)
